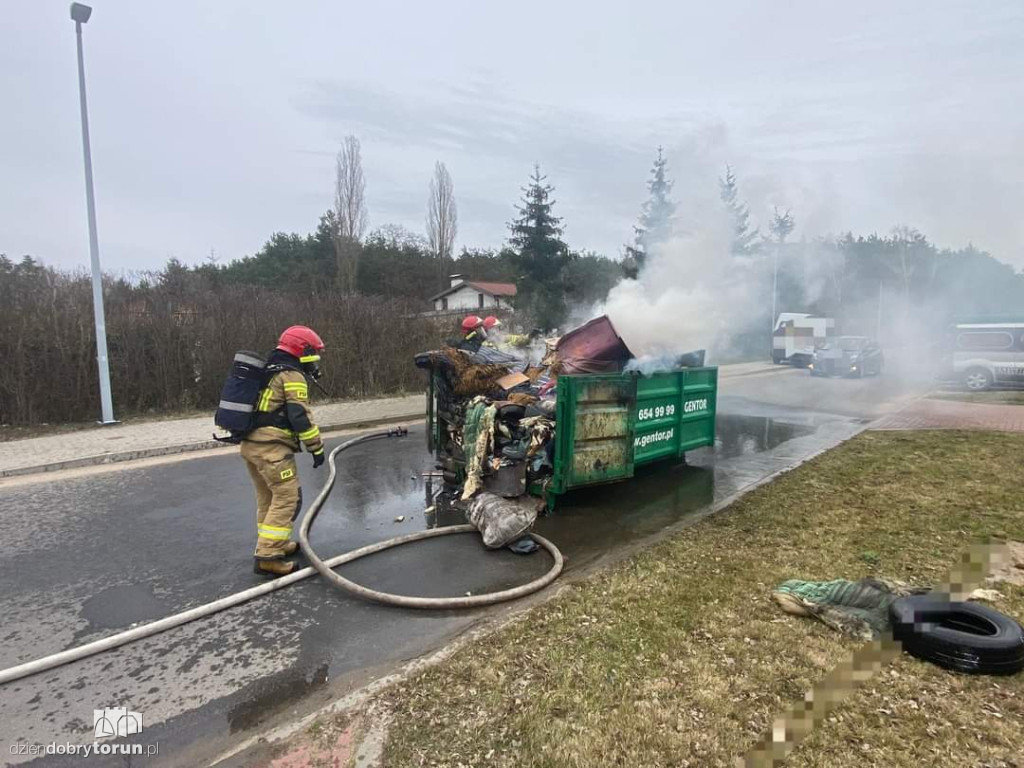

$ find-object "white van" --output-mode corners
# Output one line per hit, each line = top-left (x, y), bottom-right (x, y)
(772, 313), (835, 367)
(945, 323), (1024, 391)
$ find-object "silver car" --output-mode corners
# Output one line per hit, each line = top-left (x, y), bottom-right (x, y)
(946, 323), (1024, 391)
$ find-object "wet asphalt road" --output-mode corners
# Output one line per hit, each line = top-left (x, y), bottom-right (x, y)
(0, 365), (928, 766)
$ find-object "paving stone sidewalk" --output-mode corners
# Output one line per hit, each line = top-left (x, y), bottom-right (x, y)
(870, 396), (1024, 433)
(0, 394), (425, 479)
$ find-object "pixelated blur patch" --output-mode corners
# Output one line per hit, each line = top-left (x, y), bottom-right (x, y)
(738, 636), (901, 767)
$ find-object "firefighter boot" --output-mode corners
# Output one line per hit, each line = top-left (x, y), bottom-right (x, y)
(281, 541), (299, 557)
(253, 558), (297, 577)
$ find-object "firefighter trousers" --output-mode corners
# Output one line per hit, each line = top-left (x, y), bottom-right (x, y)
(240, 440), (303, 559)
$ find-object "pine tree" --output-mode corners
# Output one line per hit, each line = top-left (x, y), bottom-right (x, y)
(625, 147), (676, 277)
(719, 164), (758, 255)
(508, 165), (571, 330)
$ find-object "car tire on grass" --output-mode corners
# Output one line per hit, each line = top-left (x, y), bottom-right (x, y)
(889, 595), (1024, 675)
(963, 367), (993, 391)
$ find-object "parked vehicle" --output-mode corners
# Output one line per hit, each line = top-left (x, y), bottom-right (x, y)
(942, 322), (1024, 391)
(810, 336), (884, 377)
(772, 313), (835, 367)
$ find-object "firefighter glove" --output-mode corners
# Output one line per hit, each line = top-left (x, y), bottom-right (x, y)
(311, 448), (325, 469)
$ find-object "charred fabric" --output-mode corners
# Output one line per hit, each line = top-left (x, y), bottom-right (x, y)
(415, 315), (705, 550)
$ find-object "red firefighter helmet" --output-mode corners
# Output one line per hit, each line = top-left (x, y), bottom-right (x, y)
(482, 316), (501, 330)
(461, 315), (484, 334)
(276, 325), (325, 358)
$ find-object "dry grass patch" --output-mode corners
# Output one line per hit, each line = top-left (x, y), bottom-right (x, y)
(376, 431), (1024, 767)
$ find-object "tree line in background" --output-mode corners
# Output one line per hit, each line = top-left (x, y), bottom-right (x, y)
(197, 142), (621, 329)
(622, 149), (1024, 357)
(2, 138), (1023, 425)
(0, 255), (441, 425)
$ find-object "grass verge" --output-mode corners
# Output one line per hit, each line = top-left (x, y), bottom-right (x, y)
(927, 390), (1024, 406)
(370, 431), (1024, 767)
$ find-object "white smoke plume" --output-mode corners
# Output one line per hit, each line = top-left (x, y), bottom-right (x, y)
(593, 213), (770, 362)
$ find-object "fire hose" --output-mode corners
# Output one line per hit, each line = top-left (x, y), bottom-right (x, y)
(0, 428), (563, 686)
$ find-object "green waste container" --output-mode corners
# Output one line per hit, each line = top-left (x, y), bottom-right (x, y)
(425, 366), (718, 510)
(547, 367), (717, 506)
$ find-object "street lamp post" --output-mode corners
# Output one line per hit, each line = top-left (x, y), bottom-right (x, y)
(770, 244), (779, 359)
(71, 2), (116, 424)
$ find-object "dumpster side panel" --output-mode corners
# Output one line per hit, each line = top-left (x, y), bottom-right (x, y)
(633, 372), (683, 464)
(632, 368), (717, 463)
(678, 367), (717, 454)
(552, 375), (636, 493)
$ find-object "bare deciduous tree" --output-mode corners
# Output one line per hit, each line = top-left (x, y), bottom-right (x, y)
(426, 161), (457, 284)
(332, 136), (367, 293)
(769, 207), (795, 244)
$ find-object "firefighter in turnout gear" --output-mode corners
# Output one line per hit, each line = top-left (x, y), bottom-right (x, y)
(455, 315), (487, 352)
(242, 325), (326, 577)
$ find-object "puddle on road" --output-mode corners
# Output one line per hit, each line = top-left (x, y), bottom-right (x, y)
(534, 463), (716, 571)
(529, 414), (816, 570)
(78, 583), (172, 639)
(714, 414), (815, 458)
(312, 415), (821, 578)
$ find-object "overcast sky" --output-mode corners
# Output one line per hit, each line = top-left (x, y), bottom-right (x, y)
(2, 1), (1022, 272)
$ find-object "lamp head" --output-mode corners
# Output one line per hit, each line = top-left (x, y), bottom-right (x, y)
(70, 3), (93, 24)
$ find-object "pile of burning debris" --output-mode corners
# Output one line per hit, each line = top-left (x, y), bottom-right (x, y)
(415, 316), (636, 545)
(416, 313), (711, 549)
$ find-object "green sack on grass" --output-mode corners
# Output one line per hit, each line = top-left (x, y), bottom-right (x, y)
(774, 578), (930, 640)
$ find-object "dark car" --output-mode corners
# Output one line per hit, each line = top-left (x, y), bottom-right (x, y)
(810, 336), (883, 377)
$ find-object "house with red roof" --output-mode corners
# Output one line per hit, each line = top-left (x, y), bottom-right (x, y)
(429, 274), (517, 313)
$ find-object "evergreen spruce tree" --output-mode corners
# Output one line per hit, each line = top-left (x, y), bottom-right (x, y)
(719, 164), (759, 255)
(508, 165), (571, 330)
(625, 147), (676, 277)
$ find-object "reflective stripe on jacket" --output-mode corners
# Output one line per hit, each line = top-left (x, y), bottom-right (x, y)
(245, 368), (323, 454)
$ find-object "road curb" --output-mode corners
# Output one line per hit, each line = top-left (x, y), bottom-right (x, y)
(0, 412), (424, 480)
(719, 364), (795, 380)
